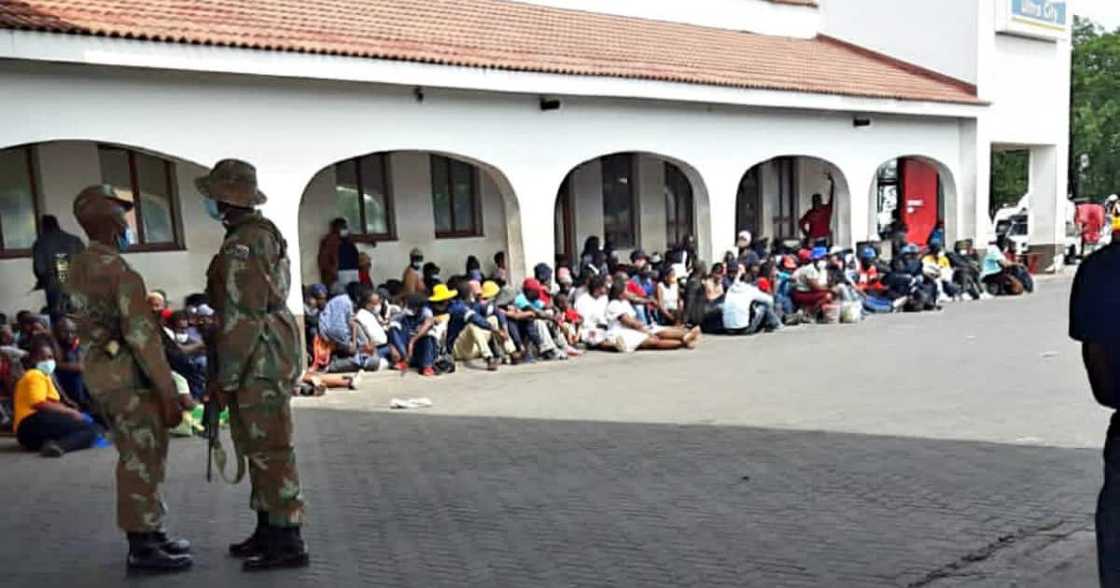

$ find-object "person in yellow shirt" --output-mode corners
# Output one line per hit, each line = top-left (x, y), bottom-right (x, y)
(14, 333), (98, 457)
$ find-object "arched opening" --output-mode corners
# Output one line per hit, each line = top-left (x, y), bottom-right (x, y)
(871, 156), (958, 255)
(553, 152), (707, 267)
(735, 156), (850, 249)
(297, 150), (521, 292)
(0, 140), (219, 316)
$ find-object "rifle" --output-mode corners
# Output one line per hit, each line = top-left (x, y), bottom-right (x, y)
(204, 394), (218, 482)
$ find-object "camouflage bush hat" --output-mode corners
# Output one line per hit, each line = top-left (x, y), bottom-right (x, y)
(195, 158), (267, 207)
(73, 184), (133, 235)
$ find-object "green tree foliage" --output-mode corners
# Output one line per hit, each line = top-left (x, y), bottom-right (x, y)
(990, 150), (1028, 214)
(1070, 16), (1120, 201)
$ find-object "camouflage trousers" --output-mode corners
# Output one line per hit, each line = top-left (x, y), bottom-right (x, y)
(96, 388), (169, 533)
(228, 377), (304, 527)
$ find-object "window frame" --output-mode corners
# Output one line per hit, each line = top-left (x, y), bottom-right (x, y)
(335, 154), (397, 243)
(430, 155), (483, 239)
(97, 144), (184, 253)
(0, 145), (42, 260)
(664, 162), (694, 248)
(600, 153), (639, 249)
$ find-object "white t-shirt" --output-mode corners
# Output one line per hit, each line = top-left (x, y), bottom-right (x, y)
(657, 281), (679, 310)
(605, 299), (637, 331)
(574, 292), (609, 328)
(355, 308), (388, 346)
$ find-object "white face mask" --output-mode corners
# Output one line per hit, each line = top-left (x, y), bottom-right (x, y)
(339, 229), (350, 238)
(36, 359), (56, 376)
(175, 332), (190, 344)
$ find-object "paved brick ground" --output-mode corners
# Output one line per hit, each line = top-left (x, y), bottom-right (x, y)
(0, 275), (1104, 587)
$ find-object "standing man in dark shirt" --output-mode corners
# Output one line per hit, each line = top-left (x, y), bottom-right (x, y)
(32, 214), (85, 321)
(799, 173), (836, 247)
(1070, 242), (1120, 586)
(317, 218), (360, 290)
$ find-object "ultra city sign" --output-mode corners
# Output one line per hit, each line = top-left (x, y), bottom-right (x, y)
(998, 0), (1069, 40)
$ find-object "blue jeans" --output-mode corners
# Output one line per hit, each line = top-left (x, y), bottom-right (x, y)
(388, 327), (436, 369)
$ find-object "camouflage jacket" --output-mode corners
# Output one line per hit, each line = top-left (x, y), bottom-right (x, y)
(65, 242), (177, 399)
(206, 212), (302, 392)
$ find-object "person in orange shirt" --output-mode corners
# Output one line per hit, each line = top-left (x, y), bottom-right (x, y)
(13, 333), (99, 457)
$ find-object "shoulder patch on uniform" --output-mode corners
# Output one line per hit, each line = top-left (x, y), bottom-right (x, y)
(225, 244), (251, 259)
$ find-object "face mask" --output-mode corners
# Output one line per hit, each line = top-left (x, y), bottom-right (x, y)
(175, 332), (190, 344)
(204, 198), (223, 222)
(339, 229), (350, 238)
(117, 227), (136, 252)
(36, 359), (56, 376)
(411, 261), (422, 270)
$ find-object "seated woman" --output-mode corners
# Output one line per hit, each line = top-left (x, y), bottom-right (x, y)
(655, 266), (683, 326)
(605, 281), (700, 352)
(790, 248), (833, 316)
(13, 334), (99, 457)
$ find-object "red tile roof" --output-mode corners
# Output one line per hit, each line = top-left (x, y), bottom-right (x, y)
(0, 0), (978, 104)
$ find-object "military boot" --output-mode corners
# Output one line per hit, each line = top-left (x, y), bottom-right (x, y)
(229, 511), (269, 558)
(243, 526), (310, 571)
(126, 532), (193, 573)
(152, 530), (191, 555)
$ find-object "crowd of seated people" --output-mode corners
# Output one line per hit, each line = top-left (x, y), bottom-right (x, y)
(302, 228), (1034, 378)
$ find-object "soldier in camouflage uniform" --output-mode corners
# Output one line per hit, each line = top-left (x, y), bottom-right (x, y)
(66, 185), (193, 573)
(198, 159), (309, 571)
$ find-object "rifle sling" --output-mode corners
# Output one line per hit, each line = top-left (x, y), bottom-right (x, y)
(210, 429), (246, 485)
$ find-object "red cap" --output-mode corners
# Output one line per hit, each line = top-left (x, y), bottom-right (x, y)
(797, 249), (812, 263)
(781, 255), (798, 270)
(522, 277), (544, 293)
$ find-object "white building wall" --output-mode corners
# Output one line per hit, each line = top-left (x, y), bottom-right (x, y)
(820, 0), (980, 84)
(297, 151), (510, 287)
(516, 0), (821, 38)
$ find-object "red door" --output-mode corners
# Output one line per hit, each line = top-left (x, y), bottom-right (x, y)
(900, 158), (939, 245)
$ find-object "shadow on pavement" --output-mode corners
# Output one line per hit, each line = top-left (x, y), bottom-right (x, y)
(0, 409), (1101, 587)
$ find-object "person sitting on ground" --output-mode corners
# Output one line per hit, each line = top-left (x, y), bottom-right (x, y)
(980, 241), (1028, 296)
(52, 317), (93, 415)
(353, 287), (396, 371)
(605, 281), (700, 352)
(402, 248), (426, 297)
(722, 268), (781, 335)
(790, 247), (832, 316)
(856, 247), (895, 314)
(491, 251), (509, 284)
(736, 230), (761, 269)
(552, 292), (585, 352)
(465, 255), (484, 283)
(422, 262), (443, 293)
(947, 240), (983, 300)
(655, 265), (683, 326)
(475, 280), (521, 363)
(388, 294), (438, 376)
(16, 314), (50, 352)
(623, 266), (657, 326)
(574, 276), (610, 348)
(318, 284), (359, 358)
(556, 267), (575, 298)
(922, 243), (963, 301)
(303, 283), (328, 353)
(357, 252), (373, 287)
(445, 282), (508, 371)
(13, 334), (100, 457)
(506, 278), (569, 361)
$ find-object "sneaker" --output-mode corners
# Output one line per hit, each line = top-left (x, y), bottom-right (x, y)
(40, 441), (65, 458)
(564, 346), (584, 357)
(375, 358), (390, 372)
(420, 367), (436, 377)
(394, 361), (408, 371)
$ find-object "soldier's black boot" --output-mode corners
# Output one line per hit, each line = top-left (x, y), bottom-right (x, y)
(126, 532), (193, 573)
(229, 511), (269, 558)
(243, 526), (310, 571)
(152, 530), (191, 554)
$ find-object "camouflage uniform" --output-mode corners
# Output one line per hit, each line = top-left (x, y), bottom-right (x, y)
(67, 242), (178, 532)
(206, 211), (305, 527)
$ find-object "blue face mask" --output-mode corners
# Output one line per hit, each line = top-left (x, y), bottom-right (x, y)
(204, 198), (223, 222)
(36, 359), (56, 376)
(116, 227), (136, 252)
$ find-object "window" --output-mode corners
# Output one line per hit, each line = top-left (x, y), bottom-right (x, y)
(665, 163), (694, 248)
(0, 146), (40, 257)
(430, 155), (482, 238)
(335, 154), (395, 241)
(98, 145), (181, 251)
(876, 159), (900, 236)
(736, 167), (761, 239)
(772, 157), (798, 240)
(601, 154), (637, 248)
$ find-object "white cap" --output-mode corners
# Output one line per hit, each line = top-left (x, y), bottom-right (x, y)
(737, 230), (752, 244)
(1109, 194), (1119, 202)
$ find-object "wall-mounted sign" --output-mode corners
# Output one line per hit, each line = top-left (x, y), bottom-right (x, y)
(997, 0), (1069, 41)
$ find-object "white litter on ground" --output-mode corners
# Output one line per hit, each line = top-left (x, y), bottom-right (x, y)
(389, 397), (433, 409)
